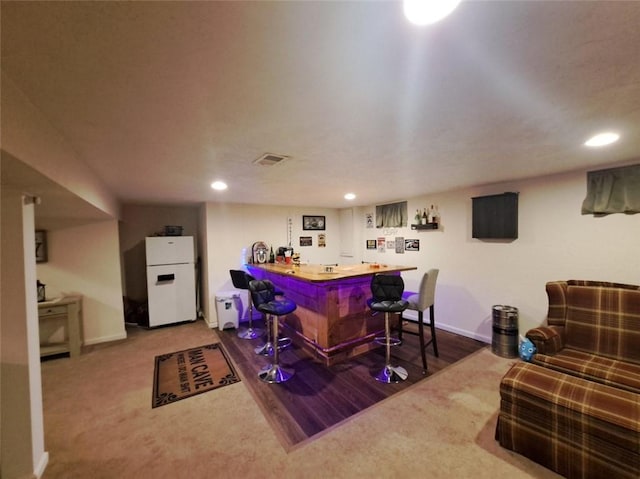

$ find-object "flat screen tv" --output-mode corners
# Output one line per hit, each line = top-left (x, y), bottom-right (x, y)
(472, 192), (518, 240)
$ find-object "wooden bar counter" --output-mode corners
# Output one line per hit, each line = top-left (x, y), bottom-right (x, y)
(247, 262), (416, 366)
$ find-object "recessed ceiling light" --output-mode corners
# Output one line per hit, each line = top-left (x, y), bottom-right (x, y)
(344, 193), (356, 200)
(403, 0), (461, 25)
(584, 132), (620, 147)
(210, 181), (228, 191)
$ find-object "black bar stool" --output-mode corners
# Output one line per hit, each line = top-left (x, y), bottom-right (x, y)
(248, 279), (297, 383)
(229, 270), (264, 340)
(251, 284), (292, 356)
(368, 274), (409, 383)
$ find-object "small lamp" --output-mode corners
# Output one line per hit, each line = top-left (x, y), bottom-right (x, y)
(37, 280), (46, 302)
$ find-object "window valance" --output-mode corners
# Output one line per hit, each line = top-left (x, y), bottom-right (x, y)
(581, 164), (640, 215)
(376, 201), (407, 228)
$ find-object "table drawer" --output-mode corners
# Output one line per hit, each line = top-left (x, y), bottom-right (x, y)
(39, 305), (67, 317)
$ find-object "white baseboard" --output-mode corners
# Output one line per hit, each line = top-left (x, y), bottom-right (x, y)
(203, 316), (217, 329)
(204, 313), (259, 330)
(402, 312), (491, 344)
(436, 322), (491, 344)
(34, 451), (49, 478)
(83, 331), (128, 346)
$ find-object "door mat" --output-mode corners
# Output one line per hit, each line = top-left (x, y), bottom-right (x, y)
(152, 343), (240, 408)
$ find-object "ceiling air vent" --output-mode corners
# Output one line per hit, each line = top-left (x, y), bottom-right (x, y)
(253, 153), (289, 166)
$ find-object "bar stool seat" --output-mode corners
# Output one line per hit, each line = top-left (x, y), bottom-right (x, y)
(249, 279), (297, 384)
(253, 282), (292, 356)
(368, 274), (409, 383)
(229, 270), (264, 340)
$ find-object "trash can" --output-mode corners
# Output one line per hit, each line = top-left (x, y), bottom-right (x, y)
(215, 292), (240, 330)
(491, 305), (519, 358)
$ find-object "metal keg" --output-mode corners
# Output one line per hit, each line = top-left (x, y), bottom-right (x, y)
(491, 305), (519, 358)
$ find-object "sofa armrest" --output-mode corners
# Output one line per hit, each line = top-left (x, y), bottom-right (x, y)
(546, 281), (568, 328)
(526, 326), (564, 355)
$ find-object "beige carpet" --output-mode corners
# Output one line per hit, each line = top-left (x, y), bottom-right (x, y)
(41, 320), (560, 478)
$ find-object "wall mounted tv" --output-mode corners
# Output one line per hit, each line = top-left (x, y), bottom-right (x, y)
(472, 192), (518, 240)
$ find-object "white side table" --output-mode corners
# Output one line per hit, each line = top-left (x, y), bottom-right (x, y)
(38, 295), (83, 358)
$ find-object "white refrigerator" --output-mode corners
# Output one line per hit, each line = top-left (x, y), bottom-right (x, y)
(145, 236), (196, 327)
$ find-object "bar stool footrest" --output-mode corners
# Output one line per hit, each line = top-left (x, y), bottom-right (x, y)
(255, 337), (292, 356)
(373, 365), (408, 383)
(374, 336), (402, 347)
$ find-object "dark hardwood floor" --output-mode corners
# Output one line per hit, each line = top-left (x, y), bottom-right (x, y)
(218, 318), (486, 450)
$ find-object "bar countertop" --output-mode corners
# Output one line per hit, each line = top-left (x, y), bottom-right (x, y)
(248, 262), (416, 282)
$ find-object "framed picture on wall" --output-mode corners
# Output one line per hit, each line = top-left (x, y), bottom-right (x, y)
(365, 213), (374, 228)
(366, 240), (376, 250)
(35, 230), (48, 263)
(405, 239), (420, 251)
(303, 215), (325, 230)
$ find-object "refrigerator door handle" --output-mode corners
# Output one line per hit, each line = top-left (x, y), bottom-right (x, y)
(157, 273), (175, 282)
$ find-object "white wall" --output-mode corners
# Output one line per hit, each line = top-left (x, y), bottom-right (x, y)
(202, 166), (639, 340)
(203, 203), (341, 327)
(357, 168), (640, 341)
(37, 220), (126, 345)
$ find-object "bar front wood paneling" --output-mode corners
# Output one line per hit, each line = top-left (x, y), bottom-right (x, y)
(247, 263), (417, 366)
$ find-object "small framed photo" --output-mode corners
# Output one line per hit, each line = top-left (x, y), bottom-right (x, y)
(365, 213), (374, 228)
(303, 215), (325, 230)
(366, 239), (377, 250)
(300, 236), (312, 247)
(405, 239), (420, 251)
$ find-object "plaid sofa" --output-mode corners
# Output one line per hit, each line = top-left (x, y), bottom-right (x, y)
(496, 280), (640, 478)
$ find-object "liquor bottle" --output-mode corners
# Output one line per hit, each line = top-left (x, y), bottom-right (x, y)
(422, 208), (428, 225)
(415, 209), (421, 224)
(269, 246), (275, 263)
(429, 205), (436, 224)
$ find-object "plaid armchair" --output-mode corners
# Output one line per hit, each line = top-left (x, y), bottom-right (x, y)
(496, 280), (640, 478)
(528, 280), (640, 393)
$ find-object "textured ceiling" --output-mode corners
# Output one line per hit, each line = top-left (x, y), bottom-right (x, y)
(2, 1), (640, 212)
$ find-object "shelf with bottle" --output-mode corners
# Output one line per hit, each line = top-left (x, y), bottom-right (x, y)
(412, 204), (440, 230)
(411, 222), (439, 230)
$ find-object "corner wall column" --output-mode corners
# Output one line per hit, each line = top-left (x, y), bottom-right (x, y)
(1, 189), (49, 478)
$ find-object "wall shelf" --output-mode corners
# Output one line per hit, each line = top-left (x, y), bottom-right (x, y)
(411, 223), (439, 230)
